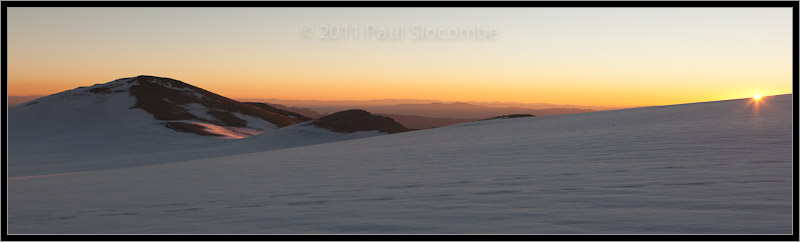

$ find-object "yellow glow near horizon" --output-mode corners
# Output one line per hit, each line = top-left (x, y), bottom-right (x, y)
(6, 8), (794, 107)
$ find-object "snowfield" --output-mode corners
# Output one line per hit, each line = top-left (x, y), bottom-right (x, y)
(7, 94), (794, 234)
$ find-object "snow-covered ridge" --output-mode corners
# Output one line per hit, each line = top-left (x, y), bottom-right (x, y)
(16, 77), (136, 106)
(8, 76), (406, 176)
(13, 75), (305, 138)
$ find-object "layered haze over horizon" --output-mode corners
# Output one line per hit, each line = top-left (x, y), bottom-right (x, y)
(8, 7), (793, 107)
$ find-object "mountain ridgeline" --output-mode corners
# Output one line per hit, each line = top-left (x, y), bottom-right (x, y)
(13, 75), (411, 139)
(124, 76), (302, 128)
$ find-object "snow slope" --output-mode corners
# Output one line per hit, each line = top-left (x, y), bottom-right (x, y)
(8, 116), (383, 176)
(7, 94), (793, 234)
(7, 77), (385, 176)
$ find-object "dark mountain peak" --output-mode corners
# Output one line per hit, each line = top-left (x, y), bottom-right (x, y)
(312, 109), (410, 134)
(71, 75), (193, 96)
(485, 114), (535, 120)
(129, 75), (193, 89)
(331, 109), (371, 116)
(121, 75), (305, 129)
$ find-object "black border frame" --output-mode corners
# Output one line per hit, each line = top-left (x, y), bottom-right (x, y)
(1, 1), (798, 241)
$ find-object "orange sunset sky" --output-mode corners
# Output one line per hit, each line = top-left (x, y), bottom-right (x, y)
(7, 7), (793, 107)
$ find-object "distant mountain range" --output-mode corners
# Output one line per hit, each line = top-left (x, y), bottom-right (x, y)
(11, 85), (608, 130)
(337, 102), (593, 119)
(230, 103), (476, 129)
(237, 99), (601, 123)
(250, 101), (594, 120)
(242, 98), (622, 111)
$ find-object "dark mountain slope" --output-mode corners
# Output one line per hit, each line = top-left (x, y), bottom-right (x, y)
(124, 75), (304, 128)
(244, 102), (313, 121)
(312, 109), (411, 134)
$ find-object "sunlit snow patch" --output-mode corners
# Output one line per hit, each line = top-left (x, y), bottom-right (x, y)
(187, 121), (264, 139)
